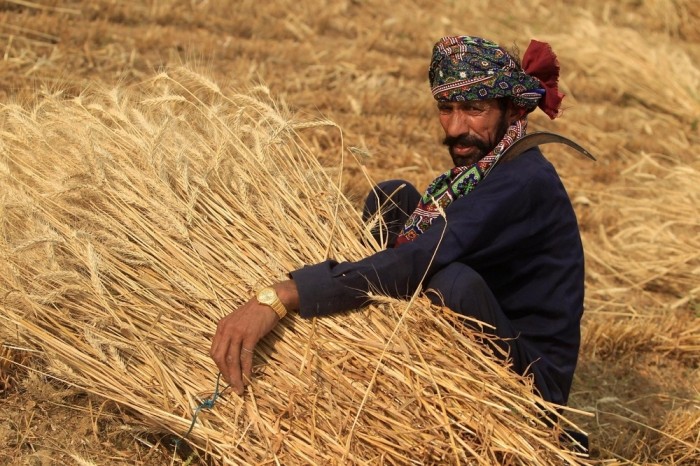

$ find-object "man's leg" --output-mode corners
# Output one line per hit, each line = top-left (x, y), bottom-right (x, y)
(362, 179), (421, 248)
(425, 262), (555, 402)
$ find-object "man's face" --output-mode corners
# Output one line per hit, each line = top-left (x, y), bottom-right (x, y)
(437, 98), (513, 167)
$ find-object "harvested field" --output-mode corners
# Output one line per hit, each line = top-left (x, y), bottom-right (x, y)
(1, 0), (698, 465)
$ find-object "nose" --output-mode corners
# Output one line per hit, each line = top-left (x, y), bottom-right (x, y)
(443, 110), (470, 138)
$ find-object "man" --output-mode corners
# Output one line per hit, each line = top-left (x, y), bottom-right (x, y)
(210, 36), (585, 410)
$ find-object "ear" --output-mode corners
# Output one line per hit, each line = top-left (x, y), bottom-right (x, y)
(506, 101), (527, 124)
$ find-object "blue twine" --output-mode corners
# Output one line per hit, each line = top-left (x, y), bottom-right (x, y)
(173, 372), (228, 447)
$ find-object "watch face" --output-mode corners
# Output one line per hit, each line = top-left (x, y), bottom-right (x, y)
(258, 288), (275, 303)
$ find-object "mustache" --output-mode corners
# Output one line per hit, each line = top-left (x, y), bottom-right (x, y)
(442, 134), (490, 152)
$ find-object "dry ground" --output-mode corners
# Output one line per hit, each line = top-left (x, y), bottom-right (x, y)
(1, 0), (699, 464)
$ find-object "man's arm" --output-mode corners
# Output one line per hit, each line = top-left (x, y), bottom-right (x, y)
(210, 152), (543, 393)
(210, 280), (299, 394)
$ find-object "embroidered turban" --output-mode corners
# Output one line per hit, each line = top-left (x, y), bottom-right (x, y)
(428, 35), (564, 119)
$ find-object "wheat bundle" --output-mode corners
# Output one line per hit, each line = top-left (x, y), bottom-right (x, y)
(0, 68), (588, 464)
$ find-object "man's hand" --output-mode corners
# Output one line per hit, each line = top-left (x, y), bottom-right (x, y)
(210, 280), (299, 394)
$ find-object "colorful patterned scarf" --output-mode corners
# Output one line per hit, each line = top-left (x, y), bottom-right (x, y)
(395, 119), (527, 247)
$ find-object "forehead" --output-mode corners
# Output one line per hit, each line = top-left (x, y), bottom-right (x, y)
(436, 98), (501, 109)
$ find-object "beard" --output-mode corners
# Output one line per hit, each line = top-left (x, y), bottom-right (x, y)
(443, 113), (512, 167)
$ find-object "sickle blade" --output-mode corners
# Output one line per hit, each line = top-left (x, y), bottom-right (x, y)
(501, 131), (597, 161)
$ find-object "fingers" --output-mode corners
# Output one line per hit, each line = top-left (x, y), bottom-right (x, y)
(209, 300), (280, 395)
(210, 317), (245, 394)
(225, 344), (244, 395)
(240, 342), (255, 387)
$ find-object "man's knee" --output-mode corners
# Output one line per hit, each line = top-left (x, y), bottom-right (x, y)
(363, 179), (419, 218)
(375, 179), (412, 195)
(425, 263), (493, 316)
(363, 180), (420, 248)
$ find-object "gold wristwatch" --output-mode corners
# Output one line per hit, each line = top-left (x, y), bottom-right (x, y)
(256, 287), (288, 319)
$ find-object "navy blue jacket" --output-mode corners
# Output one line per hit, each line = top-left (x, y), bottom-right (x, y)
(290, 148), (584, 405)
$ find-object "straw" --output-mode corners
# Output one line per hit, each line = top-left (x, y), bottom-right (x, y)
(0, 68), (589, 465)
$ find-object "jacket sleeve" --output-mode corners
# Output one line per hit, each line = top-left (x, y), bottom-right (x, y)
(290, 158), (539, 318)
